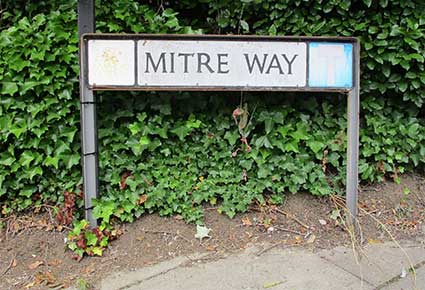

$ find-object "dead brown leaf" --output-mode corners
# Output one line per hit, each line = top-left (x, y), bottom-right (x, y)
(306, 234), (316, 244)
(245, 231), (253, 238)
(31, 271), (61, 288)
(37, 219), (48, 228)
(48, 259), (62, 266)
(138, 194), (148, 205)
(206, 245), (217, 251)
(24, 281), (37, 289)
(367, 239), (383, 245)
(174, 215), (184, 220)
(11, 258), (17, 268)
(43, 271), (57, 284)
(119, 172), (133, 190)
(242, 216), (252, 226)
(84, 263), (96, 275)
(28, 260), (44, 270)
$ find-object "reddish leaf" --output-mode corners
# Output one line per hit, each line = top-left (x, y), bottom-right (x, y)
(56, 191), (78, 226)
(28, 260), (44, 270)
(232, 108), (242, 117)
(71, 254), (83, 262)
(76, 235), (87, 249)
(92, 228), (103, 241)
(120, 172), (132, 190)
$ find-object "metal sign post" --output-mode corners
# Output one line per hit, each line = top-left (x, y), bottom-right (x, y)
(79, 34), (360, 228)
(346, 40), (361, 222)
(78, 0), (98, 227)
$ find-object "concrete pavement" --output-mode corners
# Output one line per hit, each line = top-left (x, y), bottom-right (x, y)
(98, 240), (425, 290)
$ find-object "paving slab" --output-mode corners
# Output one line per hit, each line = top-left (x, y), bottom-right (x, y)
(100, 256), (189, 290)
(319, 241), (425, 287)
(97, 241), (425, 290)
(99, 246), (366, 290)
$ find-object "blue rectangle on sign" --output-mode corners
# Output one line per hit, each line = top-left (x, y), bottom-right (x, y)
(308, 43), (353, 88)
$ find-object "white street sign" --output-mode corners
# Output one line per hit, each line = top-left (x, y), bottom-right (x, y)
(86, 37), (354, 89)
(137, 40), (306, 88)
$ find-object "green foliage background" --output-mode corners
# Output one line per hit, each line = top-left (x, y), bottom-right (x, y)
(1, 0), (424, 224)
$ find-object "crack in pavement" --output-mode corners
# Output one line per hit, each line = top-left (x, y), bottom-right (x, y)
(374, 259), (425, 290)
(318, 254), (376, 288)
(116, 261), (186, 290)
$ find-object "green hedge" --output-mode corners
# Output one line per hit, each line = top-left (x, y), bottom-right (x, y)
(0, 0), (424, 223)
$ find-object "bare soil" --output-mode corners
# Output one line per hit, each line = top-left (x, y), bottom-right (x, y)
(1, 174), (424, 289)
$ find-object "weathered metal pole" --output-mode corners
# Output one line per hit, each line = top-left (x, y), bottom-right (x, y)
(346, 40), (360, 225)
(78, 0), (98, 228)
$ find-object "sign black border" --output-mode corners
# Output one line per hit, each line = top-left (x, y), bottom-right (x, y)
(82, 33), (357, 93)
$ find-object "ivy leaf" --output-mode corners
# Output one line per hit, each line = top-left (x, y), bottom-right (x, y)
(0, 153), (15, 166)
(19, 151), (35, 167)
(100, 237), (109, 248)
(186, 115), (202, 128)
(171, 125), (192, 141)
(407, 123), (419, 138)
(277, 125), (291, 138)
(284, 141), (299, 153)
(165, 18), (179, 29)
(129, 123), (142, 135)
(224, 131), (239, 146)
(363, 0), (372, 7)
(44, 156), (59, 169)
(268, 24), (277, 36)
(264, 119), (274, 134)
(65, 154), (80, 169)
(399, 82), (408, 92)
(379, 0), (388, 7)
(258, 166), (271, 178)
(2, 82), (18, 95)
(28, 166), (43, 180)
(151, 103), (171, 115)
(20, 81), (39, 94)
(93, 201), (116, 223)
(122, 200), (135, 213)
(92, 247), (103, 256)
(307, 141), (325, 154)
(290, 127), (309, 141)
(139, 136), (150, 145)
(195, 225), (211, 241)
(162, 8), (177, 17)
(390, 25), (401, 36)
(240, 20), (249, 32)
(85, 231), (98, 246)
(255, 135), (273, 149)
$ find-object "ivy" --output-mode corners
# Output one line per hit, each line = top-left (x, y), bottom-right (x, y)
(0, 1), (424, 245)
(171, 0), (425, 106)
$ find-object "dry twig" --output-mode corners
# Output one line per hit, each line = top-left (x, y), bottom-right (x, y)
(273, 225), (304, 236)
(272, 208), (310, 229)
(1, 254), (16, 276)
(256, 240), (287, 256)
(140, 229), (192, 243)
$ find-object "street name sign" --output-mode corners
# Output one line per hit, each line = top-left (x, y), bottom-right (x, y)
(84, 35), (354, 91)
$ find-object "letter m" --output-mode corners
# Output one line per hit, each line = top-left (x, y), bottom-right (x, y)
(145, 52), (166, 73)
